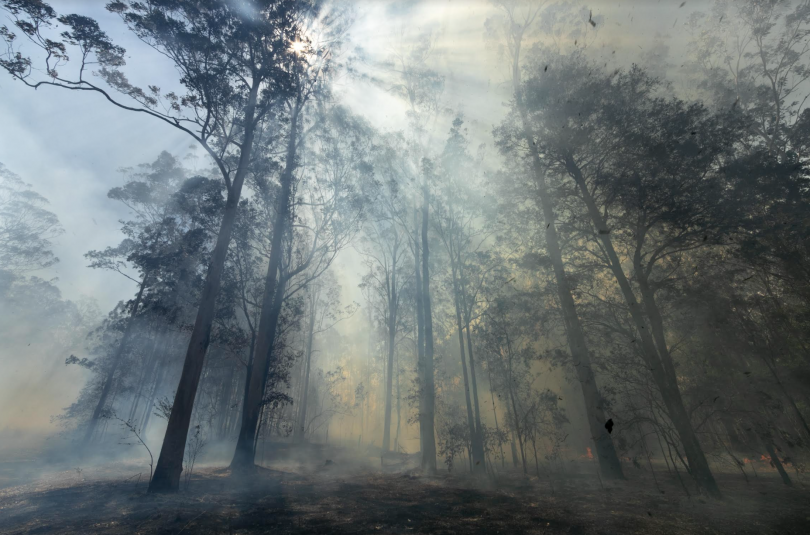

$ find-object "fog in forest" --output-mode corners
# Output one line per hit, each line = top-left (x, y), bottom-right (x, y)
(1, 1), (809, 533)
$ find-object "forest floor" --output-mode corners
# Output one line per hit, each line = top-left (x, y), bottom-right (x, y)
(0, 445), (808, 535)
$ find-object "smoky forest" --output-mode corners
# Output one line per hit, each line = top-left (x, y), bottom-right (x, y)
(1, 0), (810, 534)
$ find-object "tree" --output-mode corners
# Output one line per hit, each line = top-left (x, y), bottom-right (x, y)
(1, 0), (313, 492)
(488, 0), (625, 480)
(0, 162), (62, 273)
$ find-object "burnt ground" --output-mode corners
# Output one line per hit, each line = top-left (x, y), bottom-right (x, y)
(0, 450), (808, 535)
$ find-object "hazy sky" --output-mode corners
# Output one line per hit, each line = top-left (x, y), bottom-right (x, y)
(0, 0), (713, 440)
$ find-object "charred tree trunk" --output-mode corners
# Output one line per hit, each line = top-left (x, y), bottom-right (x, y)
(149, 83), (261, 493)
(216, 363), (235, 439)
(231, 101), (300, 471)
(763, 439), (792, 486)
(395, 352), (401, 452)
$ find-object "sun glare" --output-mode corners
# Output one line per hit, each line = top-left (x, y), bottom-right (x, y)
(290, 40), (307, 55)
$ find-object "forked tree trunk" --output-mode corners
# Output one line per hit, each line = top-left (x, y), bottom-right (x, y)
(149, 83), (261, 493)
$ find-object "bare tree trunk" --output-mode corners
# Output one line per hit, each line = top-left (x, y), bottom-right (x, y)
(231, 101), (300, 471)
(488, 368), (506, 468)
(505, 339), (527, 475)
(420, 177), (437, 474)
(296, 291), (318, 441)
(85, 271), (150, 444)
(128, 327), (161, 423)
(451, 264), (484, 472)
(395, 352), (401, 452)
(214, 363), (234, 439)
(149, 84), (260, 493)
(458, 260), (485, 456)
(414, 209), (428, 464)
(383, 271), (398, 452)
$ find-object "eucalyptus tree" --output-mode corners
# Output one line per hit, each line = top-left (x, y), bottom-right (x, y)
(233, 100), (372, 469)
(687, 0), (810, 159)
(0, 162), (62, 273)
(294, 271), (355, 441)
(488, 0), (624, 480)
(431, 116), (497, 474)
(358, 199), (411, 452)
(81, 152), (187, 443)
(0, 0), (315, 491)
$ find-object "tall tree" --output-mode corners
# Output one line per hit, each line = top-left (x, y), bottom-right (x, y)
(0, 0), (312, 491)
(488, 0), (624, 480)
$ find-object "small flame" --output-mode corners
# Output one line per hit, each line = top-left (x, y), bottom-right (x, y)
(761, 454), (769, 461)
(586, 447), (593, 460)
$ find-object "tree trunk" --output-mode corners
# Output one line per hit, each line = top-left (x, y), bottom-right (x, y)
(230, 101), (300, 471)
(395, 352), (401, 452)
(414, 209), (428, 463)
(505, 339), (527, 475)
(510, 66), (624, 482)
(763, 439), (792, 486)
(420, 177), (437, 474)
(127, 327), (161, 423)
(216, 363), (235, 439)
(451, 263), (484, 472)
(85, 270), (150, 444)
(565, 159), (718, 495)
(458, 260), (485, 449)
(488, 368), (506, 468)
(383, 272), (397, 452)
(296, 291), (318, 441)
(149, 83), (260, 493)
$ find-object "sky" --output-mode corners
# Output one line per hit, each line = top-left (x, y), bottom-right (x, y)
(0, 0), (715, 443)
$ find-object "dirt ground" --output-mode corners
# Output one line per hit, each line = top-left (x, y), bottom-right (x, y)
(0, 448), (808, 535)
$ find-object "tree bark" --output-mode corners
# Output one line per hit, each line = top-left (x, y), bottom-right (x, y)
(149, 83), (261, 492)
